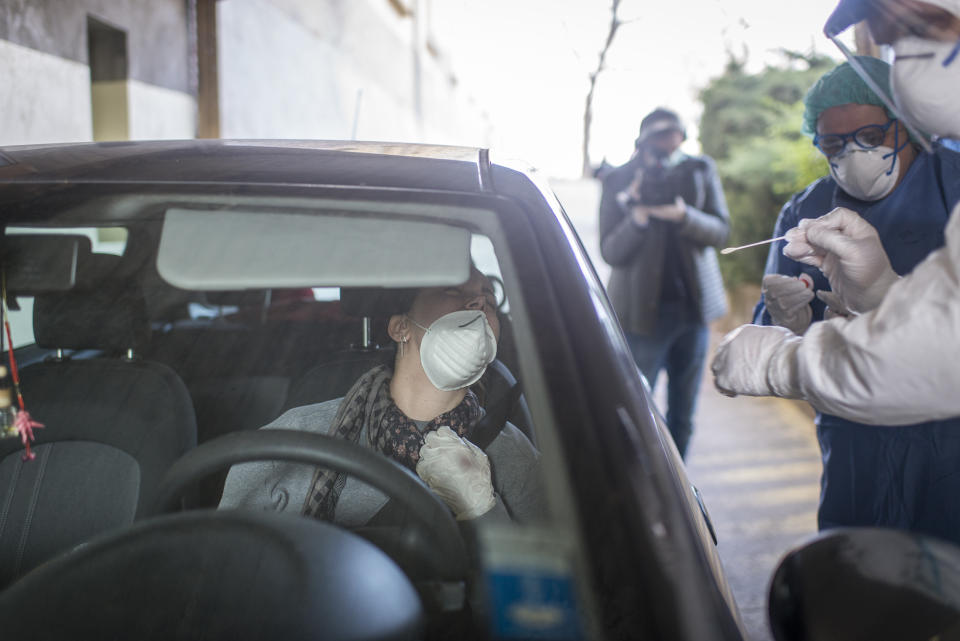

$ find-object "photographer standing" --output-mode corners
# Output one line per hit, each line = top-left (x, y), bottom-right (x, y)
(599, 107), (730, 458)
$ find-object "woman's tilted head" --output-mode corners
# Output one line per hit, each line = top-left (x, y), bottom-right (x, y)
(387, 266), (500, 391)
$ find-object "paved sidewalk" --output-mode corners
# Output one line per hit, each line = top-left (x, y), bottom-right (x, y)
(684, 342), (820, 641)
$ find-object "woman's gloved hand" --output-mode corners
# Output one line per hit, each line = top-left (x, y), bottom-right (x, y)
(761, 274), (814, 335)
(782, 207), (899, 314)
(711, 324), (803, 398)
(416, 426), (496, 520)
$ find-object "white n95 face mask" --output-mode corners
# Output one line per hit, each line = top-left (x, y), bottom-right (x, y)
(892, 36), (960, 139)
(413, 310), (497, 391)
(829, 147), (900, 202)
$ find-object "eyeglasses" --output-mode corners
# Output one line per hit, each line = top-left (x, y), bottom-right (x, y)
(813, 118), (898, 157)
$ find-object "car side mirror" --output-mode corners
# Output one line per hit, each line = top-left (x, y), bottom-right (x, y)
(768, 528), (960, 641)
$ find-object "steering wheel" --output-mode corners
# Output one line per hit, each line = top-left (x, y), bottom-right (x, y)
(150, 429), (467, 581)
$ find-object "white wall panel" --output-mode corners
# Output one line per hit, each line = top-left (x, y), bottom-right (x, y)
(128, 80), (196, 140)
(216, 0), (485, 145)
(219, 0), (359, 140)
(0, 39), (92, 145)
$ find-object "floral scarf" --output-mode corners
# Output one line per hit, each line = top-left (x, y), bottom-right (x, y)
(302, 364), (481, 519)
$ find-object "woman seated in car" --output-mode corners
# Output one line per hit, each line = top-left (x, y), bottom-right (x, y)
(219, 266), (545, 525)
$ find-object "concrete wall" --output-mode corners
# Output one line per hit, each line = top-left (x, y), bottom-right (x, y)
(0, 0), (489, 147)
(0, 0), (194, 145)
(127, 79), (196, 139)
(0, 37), (93, 144)
(217, 0), (490, 145)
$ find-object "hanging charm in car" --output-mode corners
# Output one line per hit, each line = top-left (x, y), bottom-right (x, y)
(13, 410), (43, 460)
(0, 273), (43, 458)
(0, 365), (18, 439)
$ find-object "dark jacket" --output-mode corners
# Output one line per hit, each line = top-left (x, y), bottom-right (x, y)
(599, 153), (730, 335)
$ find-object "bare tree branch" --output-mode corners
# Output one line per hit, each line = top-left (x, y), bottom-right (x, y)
(582, 0), (623, 177)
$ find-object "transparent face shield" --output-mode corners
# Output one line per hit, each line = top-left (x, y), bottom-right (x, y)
(828, 35), (935, 153)
(825, 0), (960, 150)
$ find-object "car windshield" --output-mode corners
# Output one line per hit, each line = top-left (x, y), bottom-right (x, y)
(0, 190), (594, 638)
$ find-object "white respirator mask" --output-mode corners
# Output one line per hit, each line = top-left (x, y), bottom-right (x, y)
(412, 310), (497, 391)
(829, 146), (900, 202)
(892, 36), (960, 140)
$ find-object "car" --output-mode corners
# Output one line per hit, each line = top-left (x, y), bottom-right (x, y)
(0, 139), (744, 640)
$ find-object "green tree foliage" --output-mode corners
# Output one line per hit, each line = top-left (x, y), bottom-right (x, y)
(699, 52), (835, 288)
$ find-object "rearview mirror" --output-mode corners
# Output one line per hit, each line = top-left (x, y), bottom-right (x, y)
(2, 234), (88, 294)
(769, 528), (960, 641)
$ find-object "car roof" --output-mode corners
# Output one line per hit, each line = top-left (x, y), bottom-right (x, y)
(0, 139), (489, 193)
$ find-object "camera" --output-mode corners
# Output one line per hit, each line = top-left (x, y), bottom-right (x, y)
(638, 163), (688, 206)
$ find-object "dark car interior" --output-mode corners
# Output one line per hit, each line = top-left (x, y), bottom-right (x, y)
(0, 215), (541, 639)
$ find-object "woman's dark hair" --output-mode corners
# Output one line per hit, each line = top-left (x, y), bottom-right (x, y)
(381, 288), (420, 317)
(337, 287), (419, 348)
(339, 287), (418, 319)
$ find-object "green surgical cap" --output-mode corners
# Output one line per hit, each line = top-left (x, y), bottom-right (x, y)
(801, 56), (894, 137)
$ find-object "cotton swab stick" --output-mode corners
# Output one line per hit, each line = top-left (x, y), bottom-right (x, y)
(720, 235), (787, 255)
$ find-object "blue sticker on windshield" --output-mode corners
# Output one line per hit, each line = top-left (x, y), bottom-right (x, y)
(486, 569), (581, 640)
(479, 525), (584, 640)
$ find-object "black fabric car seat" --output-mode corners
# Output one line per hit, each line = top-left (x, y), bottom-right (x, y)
(0, 256), (197, 587)
(281, 288), (399, 412)
(282, 348), (393, 412)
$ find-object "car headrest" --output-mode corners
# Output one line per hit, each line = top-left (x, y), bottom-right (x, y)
(203, 288), (315, 308)
(339, 287), (418, 318)
(204, 290), (268, 307)
(33, 254), (150, 353)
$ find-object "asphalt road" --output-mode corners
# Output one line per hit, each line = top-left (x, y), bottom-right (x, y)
(552, 177), (822, 641)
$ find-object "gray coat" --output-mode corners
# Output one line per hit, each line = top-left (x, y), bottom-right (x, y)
(599, 153), (730, 335)
(218, 399), (546, 525)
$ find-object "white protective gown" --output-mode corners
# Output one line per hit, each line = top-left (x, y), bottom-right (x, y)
(795, 202), (960, 425)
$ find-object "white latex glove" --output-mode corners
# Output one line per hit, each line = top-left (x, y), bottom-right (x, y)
(761, 274), (814, 335)
(711, 325), (803, 398)
(782, 207), (899, 314)
(815, 290), (853, 320)
(416, 426), (496, 520)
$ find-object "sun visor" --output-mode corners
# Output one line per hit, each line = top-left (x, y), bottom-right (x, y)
(157, 208), (472, 290)
(1, 234), (90, 294)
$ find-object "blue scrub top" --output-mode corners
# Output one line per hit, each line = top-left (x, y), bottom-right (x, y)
(754, 143), (960, 544)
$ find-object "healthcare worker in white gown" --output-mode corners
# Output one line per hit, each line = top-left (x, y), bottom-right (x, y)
(712, 0), (960, 425)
